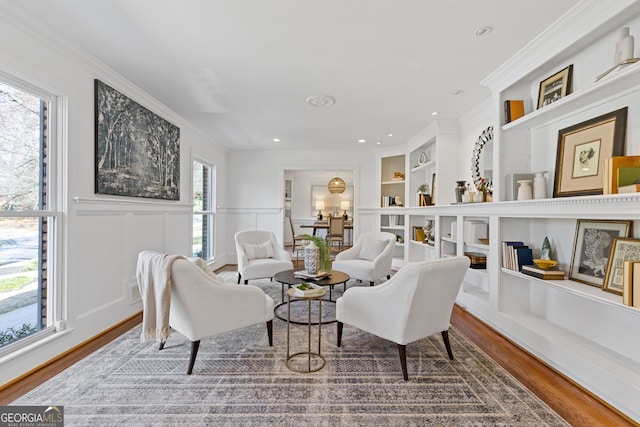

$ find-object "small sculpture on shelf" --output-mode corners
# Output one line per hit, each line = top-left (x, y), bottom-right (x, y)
(424, 219), (434, 246)
(455, 180), (467, 203)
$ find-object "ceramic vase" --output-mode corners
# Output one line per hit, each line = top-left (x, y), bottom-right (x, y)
(541, 236), (552, 260)
(455, 180), (467, 203)
(533, 171), (547, 199)
(304, 241), (319, 274)
(517, 180), (533, 200)
(615, 27), (635, 64)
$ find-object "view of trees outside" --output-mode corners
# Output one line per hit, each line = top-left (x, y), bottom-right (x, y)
(0, 82), (42, 347)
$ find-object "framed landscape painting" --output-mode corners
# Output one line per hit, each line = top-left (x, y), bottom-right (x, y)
(95, 79), (180, 200)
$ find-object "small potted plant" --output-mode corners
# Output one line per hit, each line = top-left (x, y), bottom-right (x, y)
(417, 184), (431, 206)
(302, 234), (332, 273)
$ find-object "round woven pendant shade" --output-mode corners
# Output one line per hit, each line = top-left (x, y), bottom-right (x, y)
(328, 177), (346, 193)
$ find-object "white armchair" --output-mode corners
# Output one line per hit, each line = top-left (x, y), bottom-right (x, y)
(235, 230), (294, 284)
(332, 231), (396, 285)
(336, 256), (470, 380)
(165, 257), (274, 374)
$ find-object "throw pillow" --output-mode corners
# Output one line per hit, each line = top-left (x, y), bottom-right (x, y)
(358, 238), (388, 261)
(189, 257), (218, 278)
(244, 241), (275, 260)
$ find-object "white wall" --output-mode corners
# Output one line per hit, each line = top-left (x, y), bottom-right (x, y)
(0, 12), (227, 385)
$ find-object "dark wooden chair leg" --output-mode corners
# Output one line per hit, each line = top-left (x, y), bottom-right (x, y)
(237, 273), (241, 284)
(337, 321), (343, 347)
(397, 344), (409, 380)
(244, 279), (248, 284)
(369, 281), (374, 286)
(387, 275), (391, 280)
(266, 320), (273, 346)
(158, 340), (166, 351)
(187, 340), (201, 375)
(441, 330), (454, 360)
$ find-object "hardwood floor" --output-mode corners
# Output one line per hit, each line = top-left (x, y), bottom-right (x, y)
(0, 265), (637, 426)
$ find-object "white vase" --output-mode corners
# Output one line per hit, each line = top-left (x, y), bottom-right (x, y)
(615, 27), (635, 64)
(517, 180), (533, 200)
(533, 171), (547, 199)
(304, 241), (319, 274)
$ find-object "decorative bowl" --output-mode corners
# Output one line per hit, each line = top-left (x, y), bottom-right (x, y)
(533, 259), (558, 269)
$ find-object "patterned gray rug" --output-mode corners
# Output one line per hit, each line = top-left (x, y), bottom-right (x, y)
(12, 273), (568, 426)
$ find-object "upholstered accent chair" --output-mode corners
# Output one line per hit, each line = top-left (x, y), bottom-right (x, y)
(162, 257), (274, 374)
(326, 216), (345, 252)
(336, 256), (470, 380)
(331, 231), (396, 285)
(235, 230), (294, 284)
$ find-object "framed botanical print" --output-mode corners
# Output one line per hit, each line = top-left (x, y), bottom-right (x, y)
(553, 107), (627, 197)
(603, 237), (640, 295)
(569, 219), (632, 288)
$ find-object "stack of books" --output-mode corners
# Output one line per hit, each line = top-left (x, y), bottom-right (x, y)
(623, 261), (640, 308)
(521, 265), (566, 280)
(501, 241), (533, 272)
(290, 283), (326, 297)
(293, 270), (330, 280)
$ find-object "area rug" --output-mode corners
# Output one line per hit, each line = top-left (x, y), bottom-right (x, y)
(12, 273), (568, 426)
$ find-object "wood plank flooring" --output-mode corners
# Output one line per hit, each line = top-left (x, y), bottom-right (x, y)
(0, 265), (637, 426)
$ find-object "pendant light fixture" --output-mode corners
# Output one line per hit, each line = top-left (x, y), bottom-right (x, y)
(328, 176), (346, 193)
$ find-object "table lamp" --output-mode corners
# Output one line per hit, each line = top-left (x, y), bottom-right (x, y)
(315, 200), (325, 220)
(340, 200), (350, 220)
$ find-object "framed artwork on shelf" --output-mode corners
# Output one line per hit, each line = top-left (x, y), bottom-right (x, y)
(537, 64), (573, 109)
(430, 173), (436, 206)
(603, 237), (640, 295)
(569, 219), (632, 288)
(553, 107), (627, 198)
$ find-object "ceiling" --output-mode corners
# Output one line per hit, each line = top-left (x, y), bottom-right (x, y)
(2, 0), (580, 151)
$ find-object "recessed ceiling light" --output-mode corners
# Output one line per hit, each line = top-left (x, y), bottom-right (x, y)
(387, 133), (393, 137)
(475, 26), (492, 36)
(273, 138), (281, 142)
(358, 139), (366, 143)
(431, 111), (438, 116)
(376, 141), (381, 145)
(306, 94), (335, 107)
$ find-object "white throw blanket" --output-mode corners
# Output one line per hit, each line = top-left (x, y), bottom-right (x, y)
(136, 251), (185, 343)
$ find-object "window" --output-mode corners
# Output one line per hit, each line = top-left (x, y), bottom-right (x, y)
(192, 161), (215, 260)
(0, 77), (59, 354)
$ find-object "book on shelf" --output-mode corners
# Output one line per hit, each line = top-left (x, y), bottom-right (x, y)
(290, 282), (326, 297)
(602, 155), (640, 194)
(293, 270), (330, 280)
(504, 99), (525, 123)
(515, 247), (534, 272)
(622, 260), (640, 308)
(635, 263), (640, 308)
(501, 241), (524, 270)
(617, 183), (640, 193)
(521, 265), (566, 280)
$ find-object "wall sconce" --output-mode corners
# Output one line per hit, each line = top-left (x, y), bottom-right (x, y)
(315, 200), (325, 220)
(340, 200), (350, 220)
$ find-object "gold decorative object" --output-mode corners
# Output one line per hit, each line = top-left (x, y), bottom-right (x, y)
(328, 177), (346, 193)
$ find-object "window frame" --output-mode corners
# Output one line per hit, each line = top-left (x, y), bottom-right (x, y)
(191, 158), (216, 261)
(0, 71), (64, 357)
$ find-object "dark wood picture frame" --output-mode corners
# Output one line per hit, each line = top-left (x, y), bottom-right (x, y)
(603, 237), (640, 295)
(553, 107), (627, 198)
(95, 79), (180, 200)
(537, 65), (573, 109)
(569, 219), (632, 288)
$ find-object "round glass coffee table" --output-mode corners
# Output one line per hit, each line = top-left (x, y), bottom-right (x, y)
(273, 269), (350, 325)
